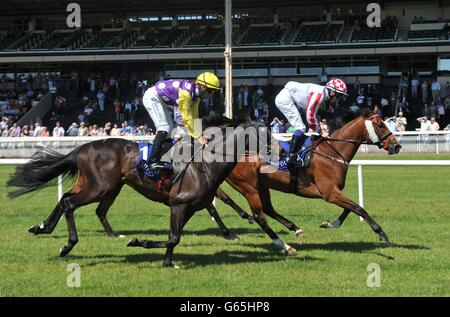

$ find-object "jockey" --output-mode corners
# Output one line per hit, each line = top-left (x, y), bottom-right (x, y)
(138, 72), (221, 173)
(275, 78), (348, 166)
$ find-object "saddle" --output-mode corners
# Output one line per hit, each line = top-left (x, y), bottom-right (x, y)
(136, 140), (175, 194)
(273, 136), (313, 172)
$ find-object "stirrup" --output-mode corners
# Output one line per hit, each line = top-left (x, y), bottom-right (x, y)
(287, 155), (304, 168)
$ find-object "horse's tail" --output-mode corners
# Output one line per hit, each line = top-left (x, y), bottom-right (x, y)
(6, 147), (81, 198)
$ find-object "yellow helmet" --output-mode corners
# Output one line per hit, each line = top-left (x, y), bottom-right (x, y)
(195, 72), (221, 90)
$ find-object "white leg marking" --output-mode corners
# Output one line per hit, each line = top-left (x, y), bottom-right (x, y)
(273, 238), (284, 249)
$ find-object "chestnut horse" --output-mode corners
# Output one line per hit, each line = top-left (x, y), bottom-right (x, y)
(223, 110), (402, 254)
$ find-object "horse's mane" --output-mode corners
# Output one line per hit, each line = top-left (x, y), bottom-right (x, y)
(328, 107), (373, 137)
(201, 113), (252, 130)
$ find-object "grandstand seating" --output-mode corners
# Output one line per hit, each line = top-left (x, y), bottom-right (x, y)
(0, 31), (25, 50)
(0, 19), (448, 52)
(81, 30), (122, 49)
(264, 25), (288, 45)
(185, 26), (221, 46)
(320, 23), (344, 43)
(133, 29), (161, 48)
(408, 30), (442, 41)
(292, 24), (327, 44)
(238, 25), (274, 45)
(155, 27), (187, 48)
(351, 26), (380, 42)
(31, 32), (67, 50)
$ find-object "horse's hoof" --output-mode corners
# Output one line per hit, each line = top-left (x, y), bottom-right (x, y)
(28, 225), (40, 234)
(295, 229), (305, 238)
(285, 247), (297, 255)
(59, 246), (71, 257)
(320, 221), (334, 229)
(379, 237), (390, 246)
(118, 234), (126, 239)
(223, 233), (240, 240)
(163, 262), (179, 269)
(127, 238), (138, 247)
(247, 218), (255, 224)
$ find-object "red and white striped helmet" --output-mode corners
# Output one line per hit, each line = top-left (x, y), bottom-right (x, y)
(326, 79), (348, 96)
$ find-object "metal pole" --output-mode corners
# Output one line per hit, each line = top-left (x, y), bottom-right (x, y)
(224, 0), (233, 118)
(58, 174), (63, 202)
(436, 135), (439, 155)
(358, 164), (364, 222)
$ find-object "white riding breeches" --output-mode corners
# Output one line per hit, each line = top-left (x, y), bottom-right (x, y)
(275, 88), (306, 132)
(142, 86), (174, 133)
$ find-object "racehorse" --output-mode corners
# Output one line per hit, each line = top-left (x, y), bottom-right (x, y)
(222, 109), (402, 253)
(7, 117), (264, 267)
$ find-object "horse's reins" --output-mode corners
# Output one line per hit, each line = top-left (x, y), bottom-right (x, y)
(310, 116), (393, 166)
(172, 142), (206, 195)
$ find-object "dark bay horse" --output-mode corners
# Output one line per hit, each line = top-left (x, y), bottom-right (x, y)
(223, 110), (402, 253)
(7, 119), (263, 267)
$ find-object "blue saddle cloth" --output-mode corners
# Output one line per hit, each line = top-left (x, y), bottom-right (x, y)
(267, 136), (312, 171)
(136, 142), (172, 179)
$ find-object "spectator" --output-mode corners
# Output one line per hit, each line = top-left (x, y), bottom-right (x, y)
(1, 125), (8, 137)
(104, 122), (112, 136)
(431, 78), (441, 102)
(443, 81), (450, 98)
(8, 122), (21, 137)
(78, 111), (86, 124)
(20, 125), (30, 137)
(319, 70), (328, 85)
(421, 80), (429, 104)
(270, 117), (283, 133)
(353, 76), (361, 95)
(320, 119), (329, 137)
(396, 112), (407, 132)
(32, 122), (43, 137)
(278, 119), (287, 133)
(381, 96), (390, 116)
(52, 121), (65, 137)
(356, 90), (366, 108)
(96, 90), (106, 112)
(78, 122), (88, 136)
(399, 76), (408, 95)
(111, 123), (121, 136)
(114, 99), (121, 122)
(429, 116), (440, 131)
(411, 77), (419, 98)
(384, 116), (397, 132)
(66, 123), (79, 136)
(88, 124), (99, 136)
(39, 127), (50, 137)
(417, 116), (431, 132)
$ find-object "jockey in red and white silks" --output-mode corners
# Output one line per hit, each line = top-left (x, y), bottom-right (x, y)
(275, 79), (348, 166)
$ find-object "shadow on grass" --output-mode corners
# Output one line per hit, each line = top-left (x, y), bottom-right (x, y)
(107, 227), (263, 237)
(243, 241), (430, 253)
(58, 249), (322, 268)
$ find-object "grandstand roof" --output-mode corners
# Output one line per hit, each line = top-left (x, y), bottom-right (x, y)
(1, 0), (431, 16)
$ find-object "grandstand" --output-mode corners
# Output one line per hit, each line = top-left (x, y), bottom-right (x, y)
(1, 0), (450, 136)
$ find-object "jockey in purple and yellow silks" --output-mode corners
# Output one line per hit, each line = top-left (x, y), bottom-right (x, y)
(138, 72), (221, 173)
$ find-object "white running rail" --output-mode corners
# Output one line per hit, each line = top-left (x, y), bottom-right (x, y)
(2, 159), (450, 222)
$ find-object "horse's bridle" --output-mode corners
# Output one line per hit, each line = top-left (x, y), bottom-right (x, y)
(310, 114), (393, 165)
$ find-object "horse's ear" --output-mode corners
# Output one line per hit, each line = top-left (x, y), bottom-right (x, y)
(360, 107), (372, 117)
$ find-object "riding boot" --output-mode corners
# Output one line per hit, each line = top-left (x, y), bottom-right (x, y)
(287, 130), (307, 167)
(138, 131), (169, 174)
